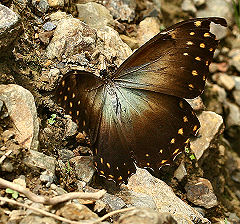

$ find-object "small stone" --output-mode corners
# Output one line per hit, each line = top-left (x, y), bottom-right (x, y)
(193, 0), (206, 7)
(231, 170), (240, 183)
(56, 203), (98, 221)
(100, 192), (126, 211)
(32, 0), (49, 13)
(0, 100), (3, 111)
(0, 85), (39, 150)
(70, 156), (95, 184)
(2, 130), (15, 142)
(185, 178), (218, 209)
(104, 0), (136, 22)
(232, 76), (240, 90)
(64, 118), (78, 138)
(13, 175), (26, 188)
(212, 73), (235, 91)
(40, 170), (54, 185)
(186, 96), (204, 111)
(137, 17), (161, 46)
(1, 161), (14, 172)
(224, 101), (240, 127)
(229, 49), (240, 72)
(120, 34), (139, 50)
(181, 0), (197, 14)
(19, 214), (57, 224)
(174, 161), (187, 181)
(58, 149), (75, 162)
(117, 208), (177, 224)
(190, 111), (224, 160)
(0, 4), (23, 57)
(233, 90), (240, 106)
(48, 0), (65, 7)
(43, 21), (56, 31)
(76, 2), (114, 29)
(23, 150), (56, 174)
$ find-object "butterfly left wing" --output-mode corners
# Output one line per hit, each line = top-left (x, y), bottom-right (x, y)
(93, 84), (200, 184)
(114, 17), (227, 99)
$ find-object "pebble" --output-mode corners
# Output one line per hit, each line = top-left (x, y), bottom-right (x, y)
(31, 0), (49, 13)
(0, 4), (23, 57)
(181, 0), (197, 14)
(42, 21), (56, 31)
(0, 84), (39, 150)
(212, 73), (235, 91)
(224, 101), (240, 127)
(191, 111), (224, 160)
(185, 178), (218, 209)
(76, 2), (114, 29)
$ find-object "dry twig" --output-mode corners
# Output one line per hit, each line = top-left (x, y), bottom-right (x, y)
(0, 178), (106, 205)
(0, 150), (12, 164)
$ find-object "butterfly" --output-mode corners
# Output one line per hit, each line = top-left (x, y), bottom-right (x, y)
(56, 17), (227, 184)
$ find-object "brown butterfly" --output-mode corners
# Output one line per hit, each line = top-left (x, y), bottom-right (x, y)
(56, 17), (227, 184)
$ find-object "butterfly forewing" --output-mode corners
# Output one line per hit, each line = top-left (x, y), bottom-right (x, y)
(55, 17), (227, 184)
(114, 17), (227, 99)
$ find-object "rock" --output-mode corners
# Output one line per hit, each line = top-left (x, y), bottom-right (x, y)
(32, 0), (49, 13)
(224, 101), (240, 127)
(118, 190), (157, 210)
(120, 34), (139, 50)
(193, 0), (205, 7)
(212, 73), (235, 91)
(233, 90), (240, 106)
(185, 178), (218, 209)
(181, 0), (197, 14)
(205, 84), (226, 114)
(8, 210), (27, 223)
(13, 175), (26, 188)
(23, 150), (56, 174)
(196, 0), (233, 28)
(127, 168), (210, 223)
(190, 111), (224, 160)
(58, 149), (75, 162)
(70, 156), (95, 183)
(2, 130), (15, 142)
(48, 0), (65, 7)
(20, 214), (57, 224)
(40, 170), (54, 186)
(137, 17), (161, 46)
(209, 62), (229, 73)
(38, 31), (54, 45)
(1, 160), (14, 172)
(42, 21), (56, 31)
(232, 76), (240, 90)
(56, 203), (99, 221)
(229, 48), (240, 72)
(0, 84), (39, 150)
(0, 4), (23, 57)
(76, 2), (114, 29)
(100, 192), (126, 211)
(46, 18), (97, 60)
(104, 0), (136, 22)
(117, 208), (177, 224)
(174, 161), (187, 181)
(186, 96), (204, 111)
(96, 26), (132, 67)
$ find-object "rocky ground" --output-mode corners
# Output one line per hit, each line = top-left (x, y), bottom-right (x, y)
(0, 0), (240, 223)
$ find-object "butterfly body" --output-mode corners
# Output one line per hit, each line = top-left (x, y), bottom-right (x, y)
(56, 17), (227, 184)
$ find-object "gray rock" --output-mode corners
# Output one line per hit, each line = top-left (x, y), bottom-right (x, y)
(43, 21), (56, 31)
(1, 160), (14, 172)
(127, 168), (210, 223)
(70, 156), (95, 184)
(0, 4), (23, 57)
(118, 190), (157, 210)
(0, 99), (3, 111)
(20, 214), (57, 224)
(104, 0), (136, 22)
(174, 161), (187, 181)
(181, 0), (197, 14)
(117, 208), (177, 224)
(229, 48), (240, 72)
(190, 111), (224, 160)
(224, 101), (240, 127)
(196, 0), (233, 28)
(76, 2), (114, 29)
(40, 170), (54, 185)
(58, 149), (75, 162)
(205, 84), (226, 114)
(185, 178), (218, 209)
(137, 17), (161, 46)
(193, 0), (205, 7)
(64, 118), (78, 138)
(32, 0), (49, 13)
(212, 73), (235, 91)
(48, 0), (65, 7)
(233, 90), (240, 106)
(23, 150), (56, 174)
(100, 192), (126, 211)
(46, 18), (97, 60)
(186, 96), (204, 111)
(0, 84), (39, 150)
(232, 75), (240, 90)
